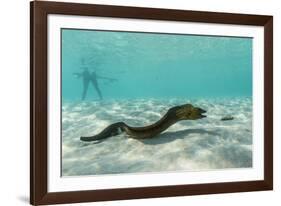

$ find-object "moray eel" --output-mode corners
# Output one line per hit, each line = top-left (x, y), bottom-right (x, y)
(80, 104), (207, 142)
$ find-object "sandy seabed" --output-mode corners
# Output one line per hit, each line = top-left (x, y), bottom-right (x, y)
(61, 97), (252, 176)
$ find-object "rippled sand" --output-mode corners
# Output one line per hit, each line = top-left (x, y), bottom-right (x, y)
(62, 97), (252, 176)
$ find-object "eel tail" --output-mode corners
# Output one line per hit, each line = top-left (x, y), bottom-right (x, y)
(80, 122), (126, 142)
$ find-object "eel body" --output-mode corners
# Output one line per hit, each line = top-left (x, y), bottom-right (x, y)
(80, 104), (206, 142)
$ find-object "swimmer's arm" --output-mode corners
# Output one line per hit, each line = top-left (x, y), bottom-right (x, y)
(97, 75), (117, 82)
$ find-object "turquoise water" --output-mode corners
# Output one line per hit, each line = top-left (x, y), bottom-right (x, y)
(62, 29), (252, 101)
(61, 29), (253, 176)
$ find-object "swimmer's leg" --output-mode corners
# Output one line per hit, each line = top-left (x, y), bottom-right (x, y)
(92, 81), (103, 100)
(82, 79), (90, 101)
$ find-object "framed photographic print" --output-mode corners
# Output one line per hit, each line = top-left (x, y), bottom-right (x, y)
(30, 1), (273, 205)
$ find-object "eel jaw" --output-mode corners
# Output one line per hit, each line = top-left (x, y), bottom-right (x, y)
(198, 108), (207, 118)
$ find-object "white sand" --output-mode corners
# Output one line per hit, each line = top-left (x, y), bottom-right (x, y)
(62, 97), (252, 176)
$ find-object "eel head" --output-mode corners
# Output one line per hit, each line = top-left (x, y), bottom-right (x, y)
(175, 104), (207, 120)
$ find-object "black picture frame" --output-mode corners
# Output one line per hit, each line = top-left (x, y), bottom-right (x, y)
(30, 1), (273, 205)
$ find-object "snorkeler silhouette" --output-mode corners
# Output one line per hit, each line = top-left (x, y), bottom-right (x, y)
(73, 59), (117, 101)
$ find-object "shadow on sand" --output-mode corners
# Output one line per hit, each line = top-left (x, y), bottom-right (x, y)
(79, 128), (220, 146)
(138, 128), (219, 145)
